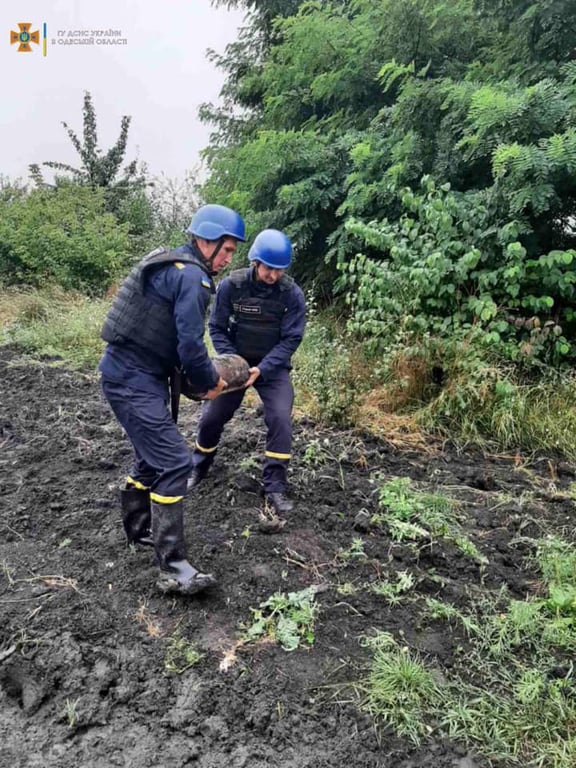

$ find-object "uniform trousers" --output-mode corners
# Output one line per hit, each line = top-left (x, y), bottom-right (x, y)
(101, 378), (192, 501)
(192, 369), (294, 493)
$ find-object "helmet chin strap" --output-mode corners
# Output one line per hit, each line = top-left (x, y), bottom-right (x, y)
(207, 237), (224, 275)
(192, 236), (224, 275)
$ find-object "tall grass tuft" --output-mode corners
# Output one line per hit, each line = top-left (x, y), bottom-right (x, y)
(1, 287), (108, 370)
(357, 333), (576, 460)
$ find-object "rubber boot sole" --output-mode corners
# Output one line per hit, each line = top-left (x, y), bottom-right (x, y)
(156, 571), (217, 595)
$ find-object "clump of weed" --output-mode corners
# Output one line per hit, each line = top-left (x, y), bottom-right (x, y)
(242, 586), (319, 651)
(337, 537), (367, 563)
(371, 571), (415, 605)
(300, 436), (349, 489)
(164, 634), (204, 674)
(133, 601), (163, 638)
(62, 697), (80, 729)
(373, 476), (487, 563)
(358, 633), (440, 744)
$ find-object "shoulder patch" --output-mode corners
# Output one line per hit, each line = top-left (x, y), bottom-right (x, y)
(201, 278), (211, 289)
(174, 262), (185, 270)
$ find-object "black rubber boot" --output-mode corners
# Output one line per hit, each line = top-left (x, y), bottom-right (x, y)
(121, 488), (153, 547)
(187, 455), (214, 491)
(265, 492), (294, 515)
(187, 466), (208, 490)
(151, 501), (217, 595)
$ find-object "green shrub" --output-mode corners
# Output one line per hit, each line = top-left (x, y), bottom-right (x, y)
(0, 183), (131, 294)
(340, 177), (575, 366)
(293, 303), (370, 425)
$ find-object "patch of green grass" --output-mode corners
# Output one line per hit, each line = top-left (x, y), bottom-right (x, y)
(439, 667), (576, 767)
(536, 536), (576, 589)
(418, 363), (576, 461)
(358, 633), (439, 744)
(1, 287), (108, 370)
(360, 535), (576, 766)
(296, 324), (576, 460)
(424, 596), (481, 636)
(360, 623), (576, 766)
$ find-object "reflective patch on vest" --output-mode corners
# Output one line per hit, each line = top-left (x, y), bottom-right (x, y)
(233, 302), (261, 315)
(201, 278), (211, 288)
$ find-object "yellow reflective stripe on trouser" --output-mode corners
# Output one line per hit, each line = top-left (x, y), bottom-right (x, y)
(265, 451), (291, 460)
(196, 441), (218, 454)
(126, 476), (150, 491)
(150, 493), (184, 504)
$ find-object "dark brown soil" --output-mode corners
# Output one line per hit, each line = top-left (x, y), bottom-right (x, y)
(1, 347), (574, 768)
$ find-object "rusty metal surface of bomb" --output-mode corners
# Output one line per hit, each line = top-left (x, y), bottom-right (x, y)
(212, 353), (251, 393)
(181, 354), (251, 401)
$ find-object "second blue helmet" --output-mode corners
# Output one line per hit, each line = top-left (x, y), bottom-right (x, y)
(248, 229), (292, 269)
(187, 204), (246, 242)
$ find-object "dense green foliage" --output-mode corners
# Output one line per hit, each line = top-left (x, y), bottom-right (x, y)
(201, 0), (576, 364)
(0, 183), (131, 294)
(0, 171), (203, 294)
(1, 0), (575, 454)
(0, 92), (206, 292)
(343, 177), (573, 364)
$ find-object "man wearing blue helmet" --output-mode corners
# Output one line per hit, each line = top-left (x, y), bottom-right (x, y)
(98, 204), (246, 595)
(188, 229), (306, 516)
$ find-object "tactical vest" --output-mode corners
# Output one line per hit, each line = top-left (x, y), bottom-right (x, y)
(101, 246), (212, 363)
(227, 268), (295, 364)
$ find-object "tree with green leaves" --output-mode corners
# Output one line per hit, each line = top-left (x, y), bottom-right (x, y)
(200, 0), (576, 363)
(29, 91), (148, 217)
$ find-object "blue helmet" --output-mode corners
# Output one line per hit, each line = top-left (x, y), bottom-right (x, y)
(248, 229), (292, 269)
(186, 204), (246, 242)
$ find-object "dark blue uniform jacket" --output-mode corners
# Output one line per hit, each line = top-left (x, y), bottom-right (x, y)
(99, 243), (219, 398)
(208, 266), (306, 380)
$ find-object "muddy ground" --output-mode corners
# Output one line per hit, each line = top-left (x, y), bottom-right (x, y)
(0, 346), (574, 768)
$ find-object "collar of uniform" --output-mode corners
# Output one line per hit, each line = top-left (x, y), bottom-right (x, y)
(181, 241), (213, 280)
(250, 264), (278, 296)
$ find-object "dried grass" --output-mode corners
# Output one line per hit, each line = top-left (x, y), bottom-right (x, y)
(355, 386), (437, 453)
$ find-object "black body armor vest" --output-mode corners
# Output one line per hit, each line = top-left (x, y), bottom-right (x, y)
(227, 268), (294, 364)
(101, 246), (212, 363)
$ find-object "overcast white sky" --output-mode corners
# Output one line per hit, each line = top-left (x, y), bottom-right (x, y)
(0, 0), (245, 183)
